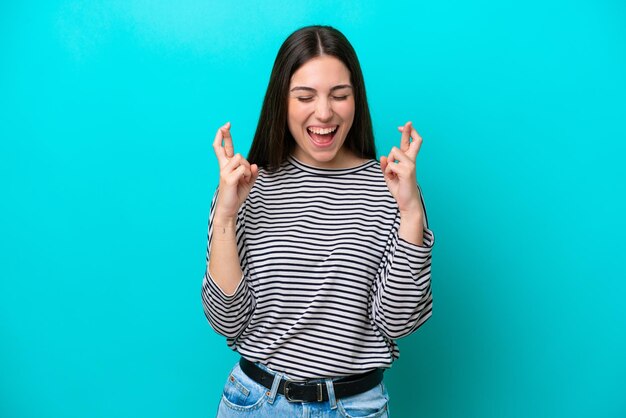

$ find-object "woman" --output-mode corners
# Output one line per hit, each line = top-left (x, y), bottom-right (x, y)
(202, 25), (434, 417)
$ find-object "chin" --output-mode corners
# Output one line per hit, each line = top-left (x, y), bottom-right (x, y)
(308, 149), (345, 167)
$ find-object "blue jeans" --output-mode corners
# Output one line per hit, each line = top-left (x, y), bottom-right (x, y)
(216, 362), (390, 417)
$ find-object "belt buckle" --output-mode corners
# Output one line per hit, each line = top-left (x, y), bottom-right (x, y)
(284, 381), (324, 402)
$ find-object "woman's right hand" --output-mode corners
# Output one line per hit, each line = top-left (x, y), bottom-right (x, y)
(212, 122), (259, 223)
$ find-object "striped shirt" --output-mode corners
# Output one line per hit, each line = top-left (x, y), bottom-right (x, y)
(202, 156), (434, 381)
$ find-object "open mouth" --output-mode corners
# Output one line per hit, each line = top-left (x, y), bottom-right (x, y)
(306, 125), (338, 147)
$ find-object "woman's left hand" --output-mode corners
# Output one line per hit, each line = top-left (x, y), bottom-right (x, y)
(380, 121), (424, 219)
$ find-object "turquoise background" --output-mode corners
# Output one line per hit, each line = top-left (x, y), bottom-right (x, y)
(1, 1), (625, 417)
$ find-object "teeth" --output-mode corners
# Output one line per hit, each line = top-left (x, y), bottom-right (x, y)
(308, 126), (337, 135)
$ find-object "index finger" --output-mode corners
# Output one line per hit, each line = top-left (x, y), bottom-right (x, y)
(399, 121), (412, 152)
(212, 122), (230, 165)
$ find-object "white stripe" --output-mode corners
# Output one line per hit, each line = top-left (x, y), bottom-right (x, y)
(201, 157), (434, 380)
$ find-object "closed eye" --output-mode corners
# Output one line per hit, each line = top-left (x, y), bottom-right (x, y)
(332, 95), (349, 101)
(297, 97), (314, 102)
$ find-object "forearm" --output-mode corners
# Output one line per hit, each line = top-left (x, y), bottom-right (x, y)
(372, 198), (435, 339)
(202, 203), (254, 338)
(398, 211), (424, 246)
(372, 235), (434, 339)
(373, 278), (433, 339)
(208, 215), (244, 296)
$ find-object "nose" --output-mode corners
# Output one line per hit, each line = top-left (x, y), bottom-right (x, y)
(314, 98), (333, 121)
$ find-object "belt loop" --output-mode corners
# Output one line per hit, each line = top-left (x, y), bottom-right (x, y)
(267, 369), (282, 405)
(325, 379), (337, 410)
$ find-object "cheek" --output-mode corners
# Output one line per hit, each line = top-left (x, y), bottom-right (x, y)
(338, 102), (355, 126)
(287, 106), (307, 139)
(288, 104), (310, 126)
(337, 98), (355, 118)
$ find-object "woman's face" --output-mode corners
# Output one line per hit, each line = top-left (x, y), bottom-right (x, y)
(287, 55), (356, 168)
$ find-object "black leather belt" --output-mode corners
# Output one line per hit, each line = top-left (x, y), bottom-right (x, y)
(239, 357), (384, 403)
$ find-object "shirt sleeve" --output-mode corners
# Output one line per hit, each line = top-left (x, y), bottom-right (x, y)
(370, 186), (435, 340)
(201, 189), (255, 339)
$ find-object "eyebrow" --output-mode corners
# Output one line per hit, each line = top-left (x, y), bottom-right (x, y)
(290, 84), (353, 93)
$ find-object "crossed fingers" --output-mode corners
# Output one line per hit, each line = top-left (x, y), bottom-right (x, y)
(212, 121), (258, 186)
(380, 121), (423, 176)
(397, 121), (422, 161)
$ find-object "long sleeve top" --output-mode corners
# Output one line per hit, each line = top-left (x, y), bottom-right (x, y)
(201, 157), (434, 381)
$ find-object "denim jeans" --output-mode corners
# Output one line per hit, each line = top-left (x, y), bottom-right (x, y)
(216, 361), (390, 417)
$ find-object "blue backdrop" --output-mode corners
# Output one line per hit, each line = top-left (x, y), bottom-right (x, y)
(1, 1), (625, 417)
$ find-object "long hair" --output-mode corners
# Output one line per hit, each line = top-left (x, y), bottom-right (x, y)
(248, 25), (376, 170)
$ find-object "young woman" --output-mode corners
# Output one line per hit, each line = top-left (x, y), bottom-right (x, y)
(202, 25), (434, 417)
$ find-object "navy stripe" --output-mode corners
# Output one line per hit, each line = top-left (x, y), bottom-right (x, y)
(201, 157), (434, 380)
